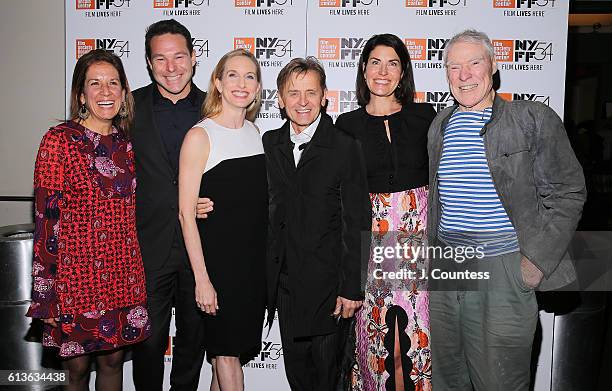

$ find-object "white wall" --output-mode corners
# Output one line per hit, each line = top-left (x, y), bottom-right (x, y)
(0, 0), (65, 226)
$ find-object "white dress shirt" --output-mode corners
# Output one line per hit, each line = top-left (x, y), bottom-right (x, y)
(289, 114), (321, 166)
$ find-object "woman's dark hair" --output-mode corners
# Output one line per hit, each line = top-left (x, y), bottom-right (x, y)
(356, 33), (416, 107)
(145, 19), (194, 61)
(69, 49), (134, 131)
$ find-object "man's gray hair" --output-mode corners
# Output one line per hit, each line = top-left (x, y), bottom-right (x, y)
(443, 29), (496, 66)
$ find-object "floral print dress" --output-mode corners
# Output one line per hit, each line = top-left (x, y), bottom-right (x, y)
(26, 121), (150, 358)
(352, 188), (431, 391)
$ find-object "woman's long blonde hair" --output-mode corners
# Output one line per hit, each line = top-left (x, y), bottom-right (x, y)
(201, 49), (262, 122)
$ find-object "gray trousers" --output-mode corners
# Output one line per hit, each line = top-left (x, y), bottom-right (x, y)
(430, 251), (538, 391)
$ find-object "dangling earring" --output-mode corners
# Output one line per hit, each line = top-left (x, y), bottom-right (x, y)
(396, 82), (402, 90)
(247, 94), (261, 111)
(118, 102), (128, 119)
(247, 97), (258, 111)
(78, 103), (89, 120)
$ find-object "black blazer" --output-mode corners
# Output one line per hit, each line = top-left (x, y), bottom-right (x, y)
(263, 113), (371, 338)
(131, 83), (206, 272)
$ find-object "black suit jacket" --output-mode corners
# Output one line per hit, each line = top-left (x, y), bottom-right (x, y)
(131, 83), (206, 272)
(263, 113), (371, 338)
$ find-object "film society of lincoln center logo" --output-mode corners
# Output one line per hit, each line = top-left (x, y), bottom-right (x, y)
(75, 0), (129, 17)
(235, 0), (294, 15)
(164, 336), (173, 362)
(494, 0), (555, 17)
(404, 38), (448, 69)
(493, 39), (553, 71)
(76, 38), (129, 59)
(317, 37), (366, 68)
(234, 37), (293, 67)
(319, 0), (379, 16)
(405, 0), (466, 16)
(154, 0), (210, 16)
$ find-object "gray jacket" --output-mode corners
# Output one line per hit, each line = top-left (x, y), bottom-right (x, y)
(427, 95), (586, 290)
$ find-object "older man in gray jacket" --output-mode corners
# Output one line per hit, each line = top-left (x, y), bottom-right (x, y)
(427, 30), (586, 391)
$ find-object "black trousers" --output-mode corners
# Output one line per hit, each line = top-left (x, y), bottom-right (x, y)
(277, 273), (339, 391)
(132, 240), (206, 391)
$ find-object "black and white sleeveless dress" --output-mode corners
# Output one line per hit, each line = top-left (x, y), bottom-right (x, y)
(193, 118), (267, 363)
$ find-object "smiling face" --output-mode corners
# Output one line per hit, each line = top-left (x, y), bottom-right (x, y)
(148, 33), (196, 103)
(214, 55), (261, 111)
(80, 61), (125, 128)
(278, 70), (327, 134)
(446, 41), (497, 112)
(364, 45), (403, 100)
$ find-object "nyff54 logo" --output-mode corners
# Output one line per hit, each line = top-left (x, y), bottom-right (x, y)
(318, 38), (366, 61)
(404, 38), (448, 61)
(258, 341), (282, 362)
(493, 39), (553, 62)
(192, 38), (209, 58)
(326, 90), (359, 114)
(76, 0), (130, 8)
(76, 39), (130, 59)
(154, 0), (209, 7)
(415, 91), (454, 111)
(319, 0), (379, 6)
(235, 0), (293, 6)
(498, 92), (550, 105)
(493, 0), (554, 8)
(261, 89), (279, 111)
(405, 0), (466, 7)
(234, 38), (293, 59)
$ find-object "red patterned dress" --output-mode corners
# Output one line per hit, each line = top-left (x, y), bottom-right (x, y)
(26, 121), (150, 358)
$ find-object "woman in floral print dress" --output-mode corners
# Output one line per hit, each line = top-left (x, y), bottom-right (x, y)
(335, 34), (436, 391)
(27, 49), (150, 390)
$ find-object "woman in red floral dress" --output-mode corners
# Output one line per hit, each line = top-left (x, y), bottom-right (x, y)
(27, 49), (150, 390)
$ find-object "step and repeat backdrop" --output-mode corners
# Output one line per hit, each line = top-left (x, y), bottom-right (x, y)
(66, 1), (566, 390)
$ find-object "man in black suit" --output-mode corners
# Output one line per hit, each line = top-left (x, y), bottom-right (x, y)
(130, 19), (210, 391)
(262, 57), (371, 391)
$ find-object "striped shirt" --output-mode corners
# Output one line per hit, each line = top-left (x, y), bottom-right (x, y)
(437, 108), (519, 257)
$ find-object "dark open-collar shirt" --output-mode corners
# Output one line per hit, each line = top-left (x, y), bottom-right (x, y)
(152, 83), (202, 174)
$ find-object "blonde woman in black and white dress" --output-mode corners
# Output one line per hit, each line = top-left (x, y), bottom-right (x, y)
(178, 49), (266, 391)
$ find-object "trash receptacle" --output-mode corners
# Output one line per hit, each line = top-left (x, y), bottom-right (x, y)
(0, 224), (41, 370)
